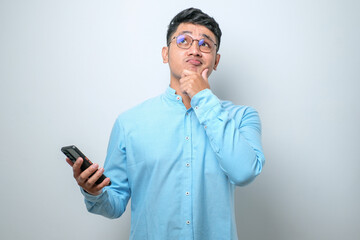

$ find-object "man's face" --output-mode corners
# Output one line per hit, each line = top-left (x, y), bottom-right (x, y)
(162, 23), (220, 80)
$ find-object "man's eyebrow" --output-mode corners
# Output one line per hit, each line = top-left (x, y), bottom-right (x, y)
(178, 31), (216, 44)
(201, 34), (216, 43)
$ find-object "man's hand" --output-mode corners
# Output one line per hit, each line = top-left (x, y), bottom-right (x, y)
(66, 157), (110, 196)
(179, 68), (209, 98)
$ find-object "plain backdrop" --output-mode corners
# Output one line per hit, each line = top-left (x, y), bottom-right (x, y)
(1, 0), (359, 239)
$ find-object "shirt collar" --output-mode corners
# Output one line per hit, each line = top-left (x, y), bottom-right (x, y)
(164, 86), (183, 104)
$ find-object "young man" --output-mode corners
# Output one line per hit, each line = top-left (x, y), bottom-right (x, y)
(67, 8), (265, 240)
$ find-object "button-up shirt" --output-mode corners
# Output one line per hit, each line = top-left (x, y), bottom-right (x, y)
(82, 87), (265, 240)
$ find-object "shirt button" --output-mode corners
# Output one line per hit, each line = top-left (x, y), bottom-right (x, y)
(195, 106), (199, 110)
(204, 125), (207, 129)
(185, 192), (190, 196)
(186, 220), (191, 225)
(176, 96), (180, 100)
(186, 163), (190, 167)
(185, 136), (190, 141)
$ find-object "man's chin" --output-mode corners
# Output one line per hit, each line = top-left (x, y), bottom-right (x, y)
(185, 65), (202, 73)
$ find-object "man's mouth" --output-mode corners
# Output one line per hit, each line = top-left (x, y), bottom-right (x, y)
(187, 59), (202, 66)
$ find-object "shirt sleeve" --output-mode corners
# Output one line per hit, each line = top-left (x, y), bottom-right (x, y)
(81, 118), (131, 219)
(191, 89), (265, 186)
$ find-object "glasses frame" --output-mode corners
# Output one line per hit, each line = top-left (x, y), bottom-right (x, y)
(168, 34), (218, 53)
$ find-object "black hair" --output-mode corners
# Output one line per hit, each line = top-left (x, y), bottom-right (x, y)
(166, 8), (222, 52)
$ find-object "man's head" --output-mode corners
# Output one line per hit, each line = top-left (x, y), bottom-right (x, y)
(162, 8), (222, 81)
(166, 8), (222, 52)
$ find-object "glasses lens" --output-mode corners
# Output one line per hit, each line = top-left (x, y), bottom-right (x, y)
(176, 35), (191, 48)
(198, 39), (213, 53)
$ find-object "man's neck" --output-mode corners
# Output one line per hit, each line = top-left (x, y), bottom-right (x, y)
(170, 78), (191, 110)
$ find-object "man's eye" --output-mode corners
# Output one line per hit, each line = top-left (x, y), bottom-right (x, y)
(177, 35), (187, 44)
(199, 39), (210, 47)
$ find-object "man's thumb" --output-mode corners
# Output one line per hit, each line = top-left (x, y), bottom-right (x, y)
(202, 68), (209, 82)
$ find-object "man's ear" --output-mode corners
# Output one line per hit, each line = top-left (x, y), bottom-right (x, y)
(162, 46), (169, 63)
(213, 53), (221, 70)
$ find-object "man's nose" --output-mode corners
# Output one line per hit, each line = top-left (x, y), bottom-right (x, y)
(188, 40), (202, 56)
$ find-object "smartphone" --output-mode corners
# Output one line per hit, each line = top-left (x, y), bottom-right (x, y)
(61, 145), (111, 185)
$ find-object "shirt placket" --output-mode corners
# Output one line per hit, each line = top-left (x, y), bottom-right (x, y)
(183, 109), (194, 238)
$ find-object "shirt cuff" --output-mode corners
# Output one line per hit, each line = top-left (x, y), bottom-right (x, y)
(191, 89), (222, 124)
(80, 187), (105, 202)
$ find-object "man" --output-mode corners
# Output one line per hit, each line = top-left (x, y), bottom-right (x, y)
(66, 7), (265, 240)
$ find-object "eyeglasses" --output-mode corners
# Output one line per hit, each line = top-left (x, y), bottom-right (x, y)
(168, 34), (218, 53)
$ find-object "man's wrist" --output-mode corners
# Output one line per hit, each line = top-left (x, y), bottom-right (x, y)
(191, 89), (222, 124)
(81, 187), (105, 201)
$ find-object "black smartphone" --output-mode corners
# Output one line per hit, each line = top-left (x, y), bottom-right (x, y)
(61, 145), (111, 185)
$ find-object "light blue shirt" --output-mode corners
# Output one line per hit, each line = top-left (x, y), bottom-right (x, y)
(82, 87), (265, 240)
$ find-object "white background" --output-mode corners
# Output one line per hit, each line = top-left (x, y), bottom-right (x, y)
(1, 0), (359, 239)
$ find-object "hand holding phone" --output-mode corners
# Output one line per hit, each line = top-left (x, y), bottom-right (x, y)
(62, 145), (111, 195)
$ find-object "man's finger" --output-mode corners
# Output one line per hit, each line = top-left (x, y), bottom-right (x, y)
(77, 163), (98, 186)
(66, 158), (74, 167)
(181, 69), (196, 78)
(81, 163), (98, 179)
(201, 68), (209, 82)
(89, 177), (111, 196)
(95, 177), (111, 190)
(87, 167), (105, 186)
(179, 75), (190, 84)
(73, 157), (83, 178)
